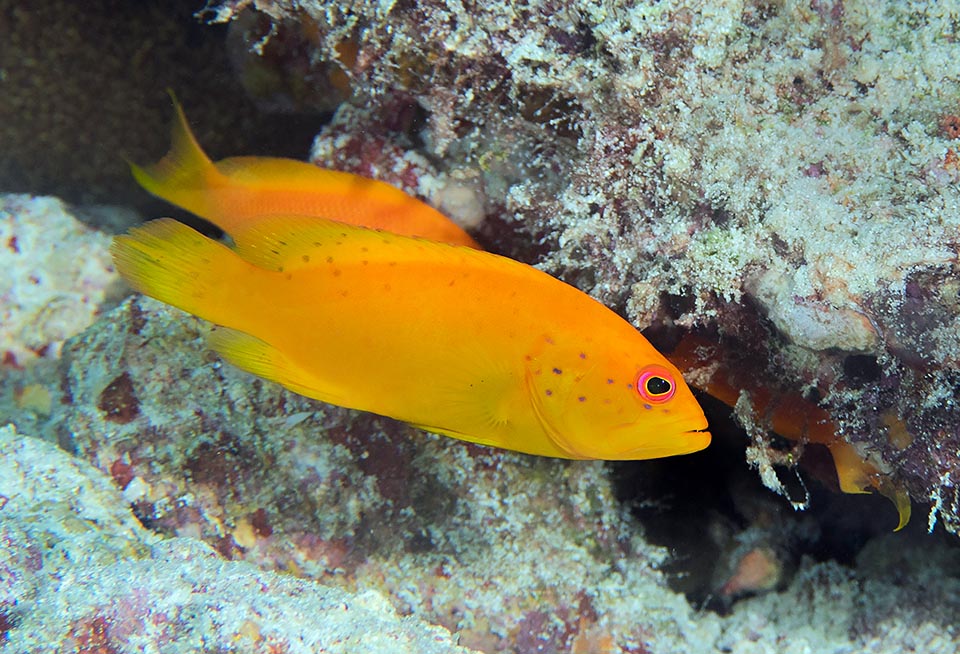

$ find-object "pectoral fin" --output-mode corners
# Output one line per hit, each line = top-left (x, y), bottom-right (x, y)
(208, 328), (345, 406)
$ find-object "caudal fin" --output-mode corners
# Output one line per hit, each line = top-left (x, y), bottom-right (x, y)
(110, 218), (245, 323)
(129, 92), (225, 212)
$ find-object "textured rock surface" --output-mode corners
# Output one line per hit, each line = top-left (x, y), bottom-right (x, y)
(0, 424), (476, 654)
(0, 194), (118, 366)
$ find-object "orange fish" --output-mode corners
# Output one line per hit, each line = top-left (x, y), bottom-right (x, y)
(112, 216), (710, 460)
(669, 333), (911, 530)
(130, 94), (480, 249)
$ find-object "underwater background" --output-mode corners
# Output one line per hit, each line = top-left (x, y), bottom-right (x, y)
(1, 0), (960, 651)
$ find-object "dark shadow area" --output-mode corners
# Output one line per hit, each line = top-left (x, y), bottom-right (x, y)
(0, 0), (329, 214)
(611, 391), (921, 613)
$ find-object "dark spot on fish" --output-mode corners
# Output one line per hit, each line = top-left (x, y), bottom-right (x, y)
(326, 256), (334, 264)
(389, 261), (397, 267)
(383, 284), (391, 291)
(278, 265), (285, 273)
(302, 254), (311, 263)
(98, 372), (140, 424)
(362, 260), (369, 266)
(606, 379), (614, 384)
(333, 269), (342, 277)
(643, 403), (652, 410)
(340, 290), (349, 297)
(553, 368), (563, 375)
(579, 352), (587, 359)
(285, 273), (293, 281)
(361, 246), (369, 252)
(278, 240), (287, 246)
(313, 241), (321, 247)
(578, 396), (586, 402)
(271, 249), (279, 254)
(545, 389), (553, 396)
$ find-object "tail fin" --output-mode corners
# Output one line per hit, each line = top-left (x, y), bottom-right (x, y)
(111, 218), (245, 323)
(129, 91), (226, 211)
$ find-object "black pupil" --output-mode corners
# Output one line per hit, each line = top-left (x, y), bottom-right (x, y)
(646, 376), (672, 396)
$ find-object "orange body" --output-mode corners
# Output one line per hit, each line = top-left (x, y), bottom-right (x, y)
(131, 96), (480, 249)
(112, 217), (710, 460)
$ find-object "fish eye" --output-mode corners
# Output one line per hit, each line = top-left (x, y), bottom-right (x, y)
(636, 366), (676, 403)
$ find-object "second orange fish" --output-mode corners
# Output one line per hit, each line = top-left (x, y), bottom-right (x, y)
(131, 94), (480, 250)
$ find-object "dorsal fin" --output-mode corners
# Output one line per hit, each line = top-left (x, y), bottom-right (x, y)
(232, 213), (521, 276)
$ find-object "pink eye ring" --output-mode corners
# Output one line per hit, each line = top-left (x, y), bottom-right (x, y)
(636, 366), (676, 403)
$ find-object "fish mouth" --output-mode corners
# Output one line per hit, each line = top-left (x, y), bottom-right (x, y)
(677, 428), (712, 454)
(613, 426), (712, 460)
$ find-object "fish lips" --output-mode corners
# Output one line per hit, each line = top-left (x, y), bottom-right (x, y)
(604, 420), (711, 460)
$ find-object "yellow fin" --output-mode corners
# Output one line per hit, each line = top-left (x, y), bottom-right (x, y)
(232, 213), (511, 276)
(129, 91), (226, 205)
(828, 441), (873, 495)
(110, 218), (241, 320)
(408, 422), (505, 450)
(208, 328), (345, 406)
(233, 214), (404, 270)
(878, 479), (912, 532)
(828, 441), (911, 531)
(406, 348), (530, 452)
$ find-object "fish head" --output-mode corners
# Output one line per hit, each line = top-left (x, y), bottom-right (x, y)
(529, 351), (710, 460)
